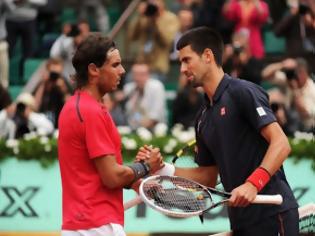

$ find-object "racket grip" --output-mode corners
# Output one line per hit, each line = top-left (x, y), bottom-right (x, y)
(154, 162), (175, 176)
(124, 195), (143, 210)
(253, 194), (283, 205)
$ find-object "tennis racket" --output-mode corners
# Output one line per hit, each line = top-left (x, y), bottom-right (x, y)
(137, 175), (283, 218)
(124, 140), (197, 210)
(124, 139), (222, 211)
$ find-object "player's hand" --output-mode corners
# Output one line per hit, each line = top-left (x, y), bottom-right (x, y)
(146, 147), (164, 174)
(135, 145), (152, 162)
(229, 182), (258, 207)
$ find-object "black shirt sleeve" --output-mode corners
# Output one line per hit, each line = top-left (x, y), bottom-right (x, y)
(234, 81), (277, 132)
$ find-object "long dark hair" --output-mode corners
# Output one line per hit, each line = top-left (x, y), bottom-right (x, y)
(72, 33), (116, 89)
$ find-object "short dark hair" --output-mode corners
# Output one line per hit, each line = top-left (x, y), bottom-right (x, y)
(72, 33), (116, 88)
(176, 26), (224, 66)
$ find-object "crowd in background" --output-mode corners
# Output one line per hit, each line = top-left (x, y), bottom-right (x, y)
(0, 0), (314, 140)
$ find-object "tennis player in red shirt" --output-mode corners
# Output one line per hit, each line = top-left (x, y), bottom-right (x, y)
(58, 33), (164, 236)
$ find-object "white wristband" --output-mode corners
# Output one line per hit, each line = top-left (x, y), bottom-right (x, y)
(154, 163), (175, 176)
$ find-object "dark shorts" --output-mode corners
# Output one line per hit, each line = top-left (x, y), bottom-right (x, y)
(233, 208), (299, 236)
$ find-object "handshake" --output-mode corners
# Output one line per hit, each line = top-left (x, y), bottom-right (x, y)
(135, 145), (175, 176)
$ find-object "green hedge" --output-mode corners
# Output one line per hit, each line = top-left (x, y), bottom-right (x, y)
(0, 131), (314, 170)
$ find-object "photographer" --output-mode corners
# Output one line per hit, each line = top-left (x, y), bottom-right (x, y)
(128, 0), (179, 81)
(0, 85), (15, 139)
(6, 0), (47, 83)
(34, 58), (70, 128)
(13, 93), (54, 138)
(274, 0), (315, 72)
(262, 57), (315, 133)
(223, 29), (263, 85)
(50, 20), (90, 84)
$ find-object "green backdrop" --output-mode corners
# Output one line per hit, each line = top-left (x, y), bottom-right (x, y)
(0, 159), (314, 233)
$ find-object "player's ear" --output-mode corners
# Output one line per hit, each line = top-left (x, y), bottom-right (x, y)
(88, 63), (99, 77)
(202, 48), (214, 64)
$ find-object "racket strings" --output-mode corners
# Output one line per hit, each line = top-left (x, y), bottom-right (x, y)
(142, 177), (213, 213)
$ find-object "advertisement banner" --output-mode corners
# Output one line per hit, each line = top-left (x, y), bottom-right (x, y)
(0, 158), (314, 233)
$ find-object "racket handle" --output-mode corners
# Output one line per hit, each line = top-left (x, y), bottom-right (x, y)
(154, 162), (175, 176)
(253, 194), (283, 205)
(124, 195), (143, 211)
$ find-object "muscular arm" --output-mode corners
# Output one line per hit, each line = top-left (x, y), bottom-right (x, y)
(230, 122), (291, 206)
(175, 166), (219, 188)
(260, 122), (291, 175)
(94, 148), (163, 189)
(94, 155), (135, 189)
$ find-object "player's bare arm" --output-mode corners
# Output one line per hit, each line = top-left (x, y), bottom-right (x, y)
(175, 165), (218, 188)
(94, 148), (163, 189)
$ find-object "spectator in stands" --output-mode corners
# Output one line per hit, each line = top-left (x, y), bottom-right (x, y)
(170, 7), (194, 61)
(123, 62), (167, 130)
(274, 0), (315, 72)
(34, 58), (70, 128)
(0, 0), (16, 88)
(172, 74), (203, 129)
(36, 0), (61, 36)
(128, 0), (179, 81)
(0, 84), (11, 110)
(13, 93), (54, 138)
(102, 93), (128, 126)
(74, 0), (110, 33)
(6, 0), (47, 83)
(50, 20), (90, 83)
(268, 88), (297, 136)
(0, 84), (15, 139)
(223, 28), (263, 85)
(262, 57), (315, 133)
(222, 0), (269, 59)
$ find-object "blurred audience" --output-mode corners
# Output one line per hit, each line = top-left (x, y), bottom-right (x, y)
(223, 29), (263, 84)
(6, 0), (47, 83)
(274, 0), (315, 72)
(0, 86), (15, 139)
(170, 7), (194, 61)
(171, 74), (203, 129)
(37, 0), (61, 36)
(262, 57), (315, 133)
(14, 93), (54, 138)
(102, 93), (128, 126)
(50, 20), (90, 83)
(222, 0), (269, 59)
(34, 58), (70, 128)
(0, 0), (16, 88)
(74, 0), (110, 33)
(123, 62), (167, 130)
(128, 0), (179, 81)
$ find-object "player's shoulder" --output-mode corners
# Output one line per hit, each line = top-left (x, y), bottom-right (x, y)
(227, 76), (266, 97)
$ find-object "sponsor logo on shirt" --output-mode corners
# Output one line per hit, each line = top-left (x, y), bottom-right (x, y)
(256, 107), (266, 116)
(220, 107), (226, 116)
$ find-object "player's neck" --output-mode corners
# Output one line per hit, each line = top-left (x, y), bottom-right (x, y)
(203, 67), (225, 100)
(80, 86), (103, 102)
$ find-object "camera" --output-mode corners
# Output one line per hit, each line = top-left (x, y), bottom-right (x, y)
(49, 71), (60, 82)
(66, 24), (80, 37)
(299, 3), (310, 15)
(282, 68), (297, 80)
(144, 2), (159, 17)
(271, 103), (281, 113)
(232, 44), (244, 56)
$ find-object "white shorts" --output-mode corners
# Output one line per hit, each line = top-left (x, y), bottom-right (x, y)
(61, 223), (126, 236)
